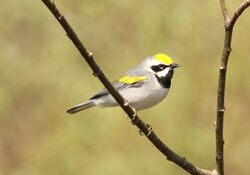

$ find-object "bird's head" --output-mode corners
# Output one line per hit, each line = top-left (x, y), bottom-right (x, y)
(144, 53), (181, 79)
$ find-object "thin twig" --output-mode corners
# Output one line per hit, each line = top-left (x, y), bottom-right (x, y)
(217, 1), (250, 175)
(230, 0), (250, 28)
(219, 0), (230, 25)
(41, 0), (215, 174)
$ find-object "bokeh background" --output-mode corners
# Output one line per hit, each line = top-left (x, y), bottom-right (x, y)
(0, 0), (250, 174)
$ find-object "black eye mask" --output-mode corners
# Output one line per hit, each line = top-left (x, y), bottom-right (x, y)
(151, 64), (169, 72)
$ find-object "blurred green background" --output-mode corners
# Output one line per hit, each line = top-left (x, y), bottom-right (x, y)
(0, 0), (250, 174)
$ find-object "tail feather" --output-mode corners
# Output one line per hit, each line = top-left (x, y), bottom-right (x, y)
(66, 100), (95, 114)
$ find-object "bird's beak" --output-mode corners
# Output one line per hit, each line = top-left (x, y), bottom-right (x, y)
(170, 63), (181, 69)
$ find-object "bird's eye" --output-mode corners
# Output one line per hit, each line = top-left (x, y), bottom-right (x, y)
(151, 64), (168, 72)
(159, 64), (166, 70)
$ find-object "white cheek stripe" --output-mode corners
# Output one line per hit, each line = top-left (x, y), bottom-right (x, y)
(157, 67), (171, 77)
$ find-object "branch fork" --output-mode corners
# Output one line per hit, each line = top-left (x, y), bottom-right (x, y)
(217, 1), (250, 175)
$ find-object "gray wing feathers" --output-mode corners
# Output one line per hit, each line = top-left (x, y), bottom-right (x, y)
(66, 100), (95, 114)
(90, 76), (149, 100)
(67, 71), (150, 114)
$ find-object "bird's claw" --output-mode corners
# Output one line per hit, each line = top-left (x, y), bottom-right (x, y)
(123, 100), (129, 107)
(131, 107), (137, 124)
(146, 124), (152, 136)
(138, 124), (152, 136)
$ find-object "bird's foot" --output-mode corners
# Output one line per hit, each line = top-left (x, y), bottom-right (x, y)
(131, 107), (137, 124)
(146, 124), (152, 136)
(138, 124), (153, 136)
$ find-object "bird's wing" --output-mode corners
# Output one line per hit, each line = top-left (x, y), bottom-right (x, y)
(90, 75), (149, 100)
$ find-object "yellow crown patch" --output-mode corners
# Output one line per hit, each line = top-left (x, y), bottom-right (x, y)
(118, 76), (147, 84)
(154, 53), (173, 65)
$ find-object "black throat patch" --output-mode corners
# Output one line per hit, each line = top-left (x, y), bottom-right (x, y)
(155, 69), (174, 88)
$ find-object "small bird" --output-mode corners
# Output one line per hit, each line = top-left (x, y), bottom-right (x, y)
(66, 53), (180, 114)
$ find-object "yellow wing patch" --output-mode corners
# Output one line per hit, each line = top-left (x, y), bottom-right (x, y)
(154, 53), (173, 65)
(118, 76), (147, 84)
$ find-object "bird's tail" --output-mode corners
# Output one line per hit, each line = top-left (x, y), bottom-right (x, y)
(66, 100), (96, 114)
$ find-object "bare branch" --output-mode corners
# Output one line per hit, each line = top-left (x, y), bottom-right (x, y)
(230, 0), (250, 28)
(41, 0), (215, 174)
(219, 0), (230, 24)
(217, 1), (250, 175)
